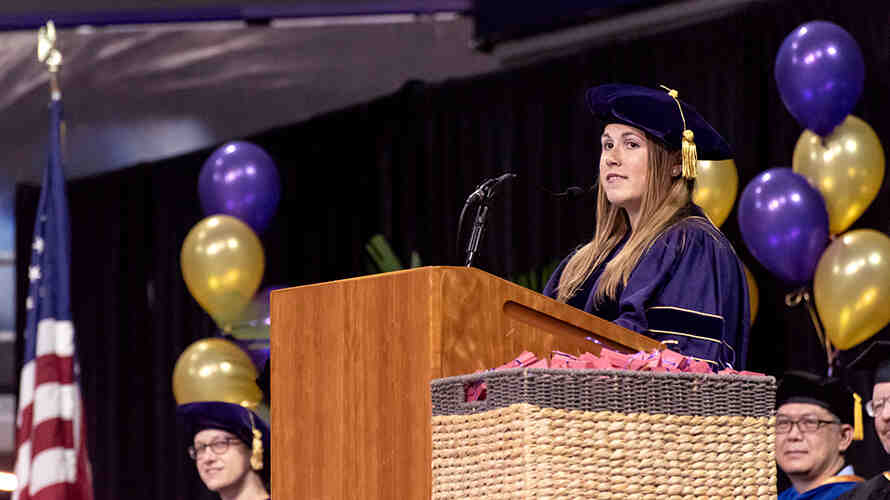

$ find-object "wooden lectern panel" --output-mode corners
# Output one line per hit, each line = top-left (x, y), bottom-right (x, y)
(435, 267), (662, 377)
(271, 266), (661, 499)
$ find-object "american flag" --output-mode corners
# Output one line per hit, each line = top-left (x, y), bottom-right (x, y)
(13, 97), (94, 499)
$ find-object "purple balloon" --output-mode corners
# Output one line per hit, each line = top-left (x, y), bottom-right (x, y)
(738, 168), (829, 285)
(215, 286), (286, 371)
(199, 141), (281, 233)
(775, 21), (864, 136)
(242, 284), (286, 327)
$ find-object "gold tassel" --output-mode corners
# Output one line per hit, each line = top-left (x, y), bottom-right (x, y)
(853, 392), (864, 441)
(251, 428), (264, 470)
(660, 84), (697, 180)
(682, 130), (697, 179)
(248, 411), (264, 470)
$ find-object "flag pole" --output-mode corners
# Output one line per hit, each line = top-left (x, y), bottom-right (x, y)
(38, 20), (62, 99)
(14, 20), (93, 500)
(38, 21), (67, 159)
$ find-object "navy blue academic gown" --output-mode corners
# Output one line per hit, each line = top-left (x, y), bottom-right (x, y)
(779, 475), (864, 500)
(543, 205), (750, 369)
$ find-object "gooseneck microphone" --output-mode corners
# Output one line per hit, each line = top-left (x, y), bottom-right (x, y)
(458, 172), (517, 267)
(467, 172), (518, 202)
(543, 185), (590, 199)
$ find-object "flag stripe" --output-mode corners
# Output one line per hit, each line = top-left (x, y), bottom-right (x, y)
(35, 319), (74, 358)
(32, 482), (72, 500)
(13, 440), (31, 493)
(15, 404), (32, 449)
(32, 383), (78, 427)
(30, 447), (77, 493)
(30, 418), (75, 456)
(17, 361), (35, 425)
(17, 355), (77, 428)
(34, 355), (75, 387)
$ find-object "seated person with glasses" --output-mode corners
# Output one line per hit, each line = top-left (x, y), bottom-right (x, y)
(178, 401), (271, 500)
(838, 341), (890, 499)
(776, 371), (864, 499)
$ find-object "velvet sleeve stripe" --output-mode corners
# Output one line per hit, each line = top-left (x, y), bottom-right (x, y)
(646, 329), (723, 345)
(646, 306), (724, 342)
(646, 330), (722, 366)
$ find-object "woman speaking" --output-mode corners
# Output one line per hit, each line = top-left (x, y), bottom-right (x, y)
(543, 84), (749, 370)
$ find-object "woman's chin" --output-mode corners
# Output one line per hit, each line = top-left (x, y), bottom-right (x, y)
(605, 194), (630, 208)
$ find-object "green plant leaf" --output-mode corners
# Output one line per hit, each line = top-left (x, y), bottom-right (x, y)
(365, 234), (404, 272)
(410, 250), (422, 268)
(509, 258), (561, 292)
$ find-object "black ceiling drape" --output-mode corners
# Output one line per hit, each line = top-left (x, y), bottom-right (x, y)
(15, 0), (890, 497)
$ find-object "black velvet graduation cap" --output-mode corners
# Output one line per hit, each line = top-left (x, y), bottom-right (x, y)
(585, 84), (734, 178)
(776, 370), (863, 440)
(777, 371), (854, 422)
(848, 341), (890, 386)
(177, 401), (270, 474)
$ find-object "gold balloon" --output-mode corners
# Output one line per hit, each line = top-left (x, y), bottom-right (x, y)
(692, 159), (738, 227)
(743, 264), (759, 325)
(793, 115), (885, 235)
(181, 215), (265, 327)
(173, 338), (263, 408)
(814, 229), (890, 350)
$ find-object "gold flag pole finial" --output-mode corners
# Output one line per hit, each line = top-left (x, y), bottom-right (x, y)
(37, 20), (63, 100)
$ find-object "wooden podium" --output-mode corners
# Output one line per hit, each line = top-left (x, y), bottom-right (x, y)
(270, 266), (661, 498)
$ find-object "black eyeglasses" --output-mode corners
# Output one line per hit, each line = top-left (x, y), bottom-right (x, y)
(775, 416), (840, 434)
(188, 438), (243, 459)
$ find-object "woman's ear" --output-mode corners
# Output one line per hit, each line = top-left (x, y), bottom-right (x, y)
(671, 164), (682, 178)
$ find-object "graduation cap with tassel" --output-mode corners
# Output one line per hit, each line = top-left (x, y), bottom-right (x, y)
(584, 83), (734, 180)
(177, 401), (270, 475)
(777, 370), (864, 441)
(847, 340), (890, 422)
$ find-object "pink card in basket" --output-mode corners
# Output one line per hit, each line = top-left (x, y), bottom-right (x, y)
(626, 351), (656, 371)
(597, 348), (631, 369)
(496, 351), (538, 370)
(686, 359), (713, 373)
(526, 358), (549, 368)
(658, 349), (689, 371)
(550, 351), (576, 369)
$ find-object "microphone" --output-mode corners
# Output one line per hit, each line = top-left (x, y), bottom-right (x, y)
(458, 172), (517, 267)
(468, 172), (517, 202)
(492, 171), (518, 184)
(540, 184), (593, 199)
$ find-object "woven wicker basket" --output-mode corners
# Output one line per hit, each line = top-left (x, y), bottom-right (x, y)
(431, 368), (776, 499)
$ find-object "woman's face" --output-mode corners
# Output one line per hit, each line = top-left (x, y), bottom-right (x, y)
(193, 429), (251, 493)
(600, 123), (649, 216)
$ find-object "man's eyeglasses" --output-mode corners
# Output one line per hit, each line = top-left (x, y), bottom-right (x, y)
(775, 416), (840, 434)
(188, 438), (242, 459)
(866, 398), (890, 417)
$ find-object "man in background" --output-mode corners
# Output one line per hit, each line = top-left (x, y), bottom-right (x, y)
(776, 371), (863, 499)
(838, 341), (890, 499)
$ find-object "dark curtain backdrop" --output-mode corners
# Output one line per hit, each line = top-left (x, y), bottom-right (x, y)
(14, 0), (890, 497)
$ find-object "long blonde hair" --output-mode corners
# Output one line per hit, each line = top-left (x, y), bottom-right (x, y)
(555, 133), (693, 303)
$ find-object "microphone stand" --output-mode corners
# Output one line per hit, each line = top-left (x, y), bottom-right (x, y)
(465, 192), (491, 267)
(461, 173), (515, 267)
